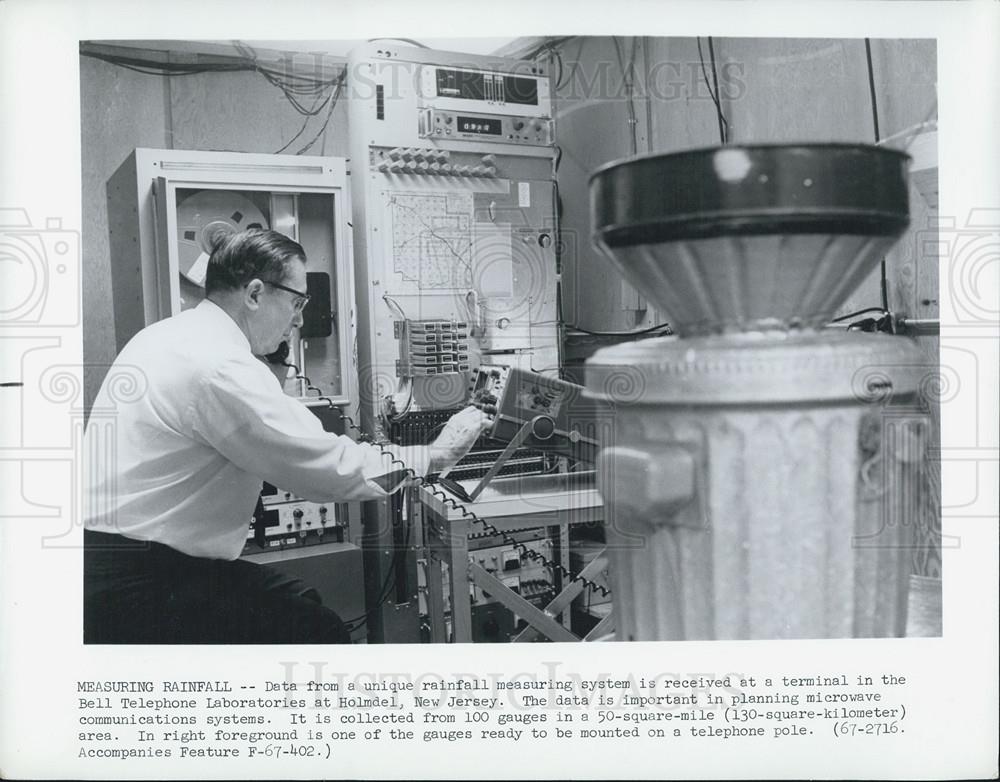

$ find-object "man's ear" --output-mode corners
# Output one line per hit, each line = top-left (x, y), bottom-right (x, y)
(244, 279), (264, 311)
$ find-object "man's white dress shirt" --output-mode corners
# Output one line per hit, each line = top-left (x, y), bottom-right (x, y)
(85, 300), (428, 560)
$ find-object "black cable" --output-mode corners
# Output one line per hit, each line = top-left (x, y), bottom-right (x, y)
(846, 314), (893, 333)
(86, 47), (337, 92)
(84, 47), (341, 89)
(269, 74), (336, 118)
(552, 182), (563, 276)
(695, 38), (729, 144)
(231, 42), (339, 91)
(555, 38), (586, 94)
(233, 41), (343, 118)
(273, 112), (314, 155)
(550, 151), (565, 334)
(626, 36), (640, 154)
(695, 41), (719, 109)
(84, 46), (346, 127)
(707, 37), (727, 143)
(696, 37), (729, 144)
(293, 73), (344, 155)
(830, 306), (888, 323)
(566, 322), (672, 337)
(864, 38), (891, 318)
(531, 37), (566, 88)
(82, 50), (244, 75)
(89, 61), (209, 77)
(272, 86), (337, 155)
(864, 40), (882, 141)
(612, 37), (639, 155)
(551, 47), (564, 90)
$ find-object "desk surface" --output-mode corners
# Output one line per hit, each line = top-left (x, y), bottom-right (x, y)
(419, 472), (603, 521)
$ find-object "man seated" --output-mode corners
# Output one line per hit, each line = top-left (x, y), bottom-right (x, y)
(83, 229), (487, 644)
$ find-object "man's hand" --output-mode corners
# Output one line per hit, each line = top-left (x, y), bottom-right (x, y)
(428, 406), (492, 474)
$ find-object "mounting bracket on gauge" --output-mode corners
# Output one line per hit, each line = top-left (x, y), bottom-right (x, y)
(438, 414), (557, 503)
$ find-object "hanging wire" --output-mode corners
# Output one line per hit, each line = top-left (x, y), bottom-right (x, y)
(612, 37), (640, 155)
(291, 72), (345, 155)
(381, 294), (408, 321)
(82, 43), (347, 156)
(555, 37), (586, 94)
(696, 37), (730, 144)
(864, 38), (892, 321)
(830, 307), (889, 323)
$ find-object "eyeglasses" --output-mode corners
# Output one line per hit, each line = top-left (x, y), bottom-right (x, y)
(265, 281), (311, 312)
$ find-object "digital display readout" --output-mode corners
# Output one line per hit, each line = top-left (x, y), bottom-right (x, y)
(457, 116), (502, 135)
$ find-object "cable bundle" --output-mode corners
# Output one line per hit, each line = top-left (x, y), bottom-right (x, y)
(82, 41), (346, 155)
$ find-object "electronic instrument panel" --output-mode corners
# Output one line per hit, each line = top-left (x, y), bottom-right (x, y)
(469, 365), (614, 461)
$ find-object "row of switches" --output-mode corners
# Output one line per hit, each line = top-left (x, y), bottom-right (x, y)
(378, 150), (499, 178)
(377, 161), (497, 178)
(387, 147), (449, 164)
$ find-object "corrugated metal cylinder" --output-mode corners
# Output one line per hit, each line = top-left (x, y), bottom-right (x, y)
(588, 333), (926, 640)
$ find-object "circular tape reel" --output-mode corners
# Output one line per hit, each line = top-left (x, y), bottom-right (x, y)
(176, 190), (268, 287)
